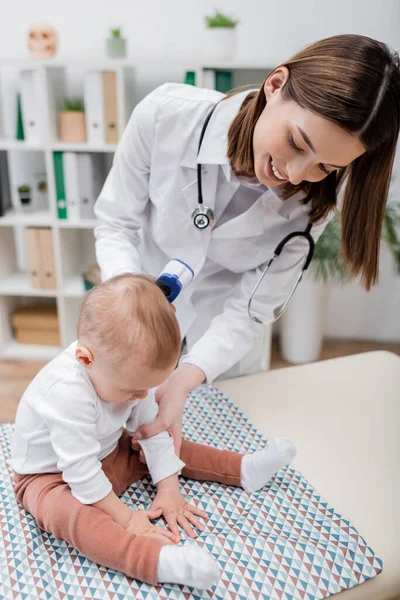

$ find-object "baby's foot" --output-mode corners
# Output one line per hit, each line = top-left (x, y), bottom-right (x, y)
(157, 544), (220, 589)
(241, 437), (297, 492)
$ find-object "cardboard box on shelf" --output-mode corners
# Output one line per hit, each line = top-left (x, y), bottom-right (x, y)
(11, 306), (61, 346)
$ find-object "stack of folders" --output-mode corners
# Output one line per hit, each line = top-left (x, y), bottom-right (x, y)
(25, 227), (57, 290)
(0, 151), (12, 218)
(84, 70), (119, 145)
(53, 152), (106, 220)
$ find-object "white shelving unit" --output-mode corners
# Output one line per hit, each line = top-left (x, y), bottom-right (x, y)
(0, 59), (136, 359)
(0, 59), (272, 361)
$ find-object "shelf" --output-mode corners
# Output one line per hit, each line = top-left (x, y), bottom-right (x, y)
(50, 142), (117, 153)
(56, 218), (99, 229)
(0, 339), (61, 360)
(0, 139), (44, 151)
(201, 62), (272, 70)
(0, 211), (54, 227)
(0, 273), (57, 297)
(0, 212), (99, 228)
(0, 139), (117, 153)
(0, 60), (133, 359)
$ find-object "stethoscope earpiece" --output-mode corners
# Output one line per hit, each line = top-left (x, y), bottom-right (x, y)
(191, 206), (215, 230)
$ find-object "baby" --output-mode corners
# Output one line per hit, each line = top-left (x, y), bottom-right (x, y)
(10, 274), (296, 590)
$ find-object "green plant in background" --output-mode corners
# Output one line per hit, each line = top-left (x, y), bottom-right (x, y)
(383, 202), (400, 273)
(312, 216), (346, 282)
(17, 184), (31, 193)
(17, 184), (32, 204)
(37, 180), (47, 192)
(312, 202), (400, 282)
(59, 98), (85, 112)
(110, 27), (122, 39)
(205, 11), (239, 28)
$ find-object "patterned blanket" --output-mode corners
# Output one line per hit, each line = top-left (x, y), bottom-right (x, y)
(0, 386), (382, 599)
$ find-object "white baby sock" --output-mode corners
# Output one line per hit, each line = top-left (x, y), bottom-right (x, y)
(241, 437), (297, 492)
(157, 544), (220, 589)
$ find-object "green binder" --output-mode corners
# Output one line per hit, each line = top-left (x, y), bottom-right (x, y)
(215, 70), (233, 94)
(16, 93), (24, 141)
(184, 71), (196, 86)
(53, 152), (67, 219)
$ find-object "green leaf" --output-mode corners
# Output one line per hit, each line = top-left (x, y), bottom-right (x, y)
(310, 199), (400, 282)
(59, 97), (85, 112)
(205, 11), (239, 28)
(110, 27), (122, 39)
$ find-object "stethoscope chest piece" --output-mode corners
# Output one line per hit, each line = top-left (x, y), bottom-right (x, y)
(191, 206), (216, 230)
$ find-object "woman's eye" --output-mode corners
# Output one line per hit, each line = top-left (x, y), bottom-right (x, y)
(288, 133), (303, 152)
(318, 164), (330, 175)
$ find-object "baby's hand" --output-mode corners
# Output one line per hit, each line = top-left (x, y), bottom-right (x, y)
(123, 508), (179, 544)
(151, 487), (208, 540)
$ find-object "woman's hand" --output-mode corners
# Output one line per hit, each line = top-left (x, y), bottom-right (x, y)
(133, 364), (205, 456)
(123, 508), (179, 544)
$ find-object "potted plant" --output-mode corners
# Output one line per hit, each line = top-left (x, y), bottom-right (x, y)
(204, 10), (239, 62)
(58, 98), (86, 143)
(17, 184), (32, 205)
(106, 27), (127, 59)
(279, 203), (400, 364)
(37, 179), (47, 193)
(35, 177), (48, 211)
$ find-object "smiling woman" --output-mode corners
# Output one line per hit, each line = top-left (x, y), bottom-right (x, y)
(93, 33), (400, 452)
(227, 34), (400, 290)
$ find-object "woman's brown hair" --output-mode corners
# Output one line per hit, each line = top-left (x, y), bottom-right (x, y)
(227, 34), (400, 289)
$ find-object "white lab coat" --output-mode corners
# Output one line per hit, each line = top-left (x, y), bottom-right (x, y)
(94, 84), (330, 382)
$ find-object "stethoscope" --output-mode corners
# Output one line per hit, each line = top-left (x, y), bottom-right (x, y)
(190, 102), (315, 325)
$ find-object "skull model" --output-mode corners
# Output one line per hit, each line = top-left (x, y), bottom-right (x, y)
(28, 23), (58, 59)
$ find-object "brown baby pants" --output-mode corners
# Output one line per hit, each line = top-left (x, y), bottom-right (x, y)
(13, 431), (242, 586)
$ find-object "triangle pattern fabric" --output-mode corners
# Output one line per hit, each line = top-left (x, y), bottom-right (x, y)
(0, 386), (382, 599)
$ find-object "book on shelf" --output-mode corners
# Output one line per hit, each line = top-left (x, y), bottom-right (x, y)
(184, 71), (196, 86)
(102, 71), (119, 144)
(54, 151), (106, 220)
(25, 227), (42, 288)
(63, 152), (80, 220)
(77, 153), (105, 220)
(0, 151), (12, 218)
(19, 69), (44, 144)
(202, 69), (233, 94)
(25, 227), (56, 290)
(53, 151), (67, 219)
(84, 70), (119, 145)
(38, 228), (57, 289)
(15, 93), (24, 141)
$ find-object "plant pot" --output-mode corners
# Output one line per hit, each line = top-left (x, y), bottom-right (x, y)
(204, 28), (236, 61)
(106, 38), (127, 59)
(18, 192), (31, 205)
(279, 274), (328, 364)
(59, 111), (87, 143)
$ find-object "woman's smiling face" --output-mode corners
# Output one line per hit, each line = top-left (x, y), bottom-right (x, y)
(252, 67), (366, 187)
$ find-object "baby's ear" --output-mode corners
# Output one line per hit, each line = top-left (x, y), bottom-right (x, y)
(75, 344), (94, 368)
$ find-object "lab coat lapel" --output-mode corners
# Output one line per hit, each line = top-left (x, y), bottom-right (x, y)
(212, 192), (269, 239)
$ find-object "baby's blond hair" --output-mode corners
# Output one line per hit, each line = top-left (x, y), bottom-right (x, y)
(78, 274), (181, 369)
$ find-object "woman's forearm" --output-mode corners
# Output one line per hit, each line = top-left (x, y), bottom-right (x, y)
(172, 363), (206, 394)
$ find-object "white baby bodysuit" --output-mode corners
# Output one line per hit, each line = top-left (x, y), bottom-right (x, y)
(10, 342), (184, 504)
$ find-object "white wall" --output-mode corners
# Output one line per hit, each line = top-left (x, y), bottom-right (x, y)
(0, 0), (399, 341)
